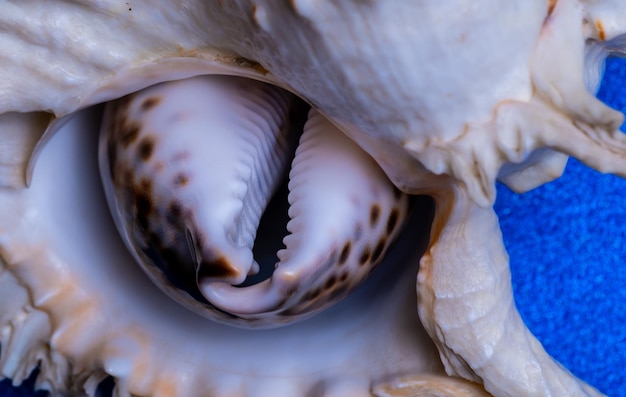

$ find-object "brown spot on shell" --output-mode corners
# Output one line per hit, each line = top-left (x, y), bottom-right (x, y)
(547, 0), (557, 17)
(371, 237), (387, 264)
(173, 173), (190, 187)
(120, 122), (140, 148)
(140, 96), (161, 112)
(370, 204), (381, 226)
(339, 242), (351, 265)
(122, 169), (134, 185)
(166, 202), (183, 225)
(359, 246), (371, 266)
(138, 178), (152, 192)
(387, 208), (400, 235)
(133, 179), (154, 231)
(307, 288), (321, 301)
(198, 257), (240, 279)
(137, 136), (156, 162)
(324, 276), (337, 290)
(596, 20), (606, 41)
(134, 193), (152, 230)
(286, 0), (300, 14)
(233, 57), (269, 75)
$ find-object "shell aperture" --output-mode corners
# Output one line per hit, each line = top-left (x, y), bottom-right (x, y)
(202, 110), (412, 317)
(99, 75), (411, 327)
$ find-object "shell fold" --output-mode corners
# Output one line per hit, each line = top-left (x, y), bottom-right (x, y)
(417, 185), (605, 397)
(0, 112), (52, 188)
(99, 75), (305, 324)
(203, 109), (411, 318)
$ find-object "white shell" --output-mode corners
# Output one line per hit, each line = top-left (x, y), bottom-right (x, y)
(1, 0), (626, 396)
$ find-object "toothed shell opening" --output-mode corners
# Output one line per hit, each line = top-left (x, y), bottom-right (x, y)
(0, 104), (445, 395)
(94, 75), (415, 328)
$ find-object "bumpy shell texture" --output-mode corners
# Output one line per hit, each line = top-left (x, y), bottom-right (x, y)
(1, 0), (626, 396)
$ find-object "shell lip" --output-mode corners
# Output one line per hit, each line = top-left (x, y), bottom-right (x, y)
(22, 57), (329, 192)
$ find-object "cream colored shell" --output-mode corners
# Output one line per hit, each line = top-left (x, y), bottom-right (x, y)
(1, 0), (626, 396)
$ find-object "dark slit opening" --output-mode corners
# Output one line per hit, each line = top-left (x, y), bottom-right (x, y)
(240, 177), (291, 287)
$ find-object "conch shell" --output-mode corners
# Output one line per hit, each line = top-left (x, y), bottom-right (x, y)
(1, 0), (625, 396)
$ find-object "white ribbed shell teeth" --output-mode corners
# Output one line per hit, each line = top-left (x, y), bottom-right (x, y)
(99, 76), (411, 327)
(202, 109), (411, 318)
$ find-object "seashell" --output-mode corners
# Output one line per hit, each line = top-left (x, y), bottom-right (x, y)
(98, 75), (411, 326)
(0, 1), (626, 396)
